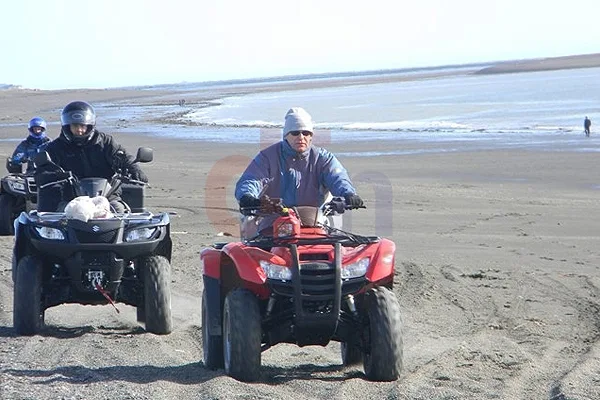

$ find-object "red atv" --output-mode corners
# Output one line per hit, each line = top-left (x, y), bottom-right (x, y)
(200, 197), (403, 382)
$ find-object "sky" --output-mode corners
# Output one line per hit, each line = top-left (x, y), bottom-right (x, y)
(1, 0), (599, 90)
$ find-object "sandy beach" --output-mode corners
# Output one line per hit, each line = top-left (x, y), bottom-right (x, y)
(0, 54), (599, 399)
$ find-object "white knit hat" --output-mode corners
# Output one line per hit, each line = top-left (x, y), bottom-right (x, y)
(283, 107), (314, 137)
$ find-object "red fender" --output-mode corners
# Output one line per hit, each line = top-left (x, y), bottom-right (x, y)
(200, 247), (222, 279)
(223, 243), (269, 285)
(365, 238), (396, 283)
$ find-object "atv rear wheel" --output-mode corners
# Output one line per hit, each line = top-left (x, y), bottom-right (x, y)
(223, 288), (261, 382)
(141, 255), (172, 334)
(202, 290), (224, 369)
(0, 193), (16, 235)
(13, 256), (44, 335)
(363, 287), (403, 381)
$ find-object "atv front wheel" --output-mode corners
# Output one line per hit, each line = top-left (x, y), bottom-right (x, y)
(202, 290), (223, 369)
(141, 255), (172, 334)
(13, 256), (44, 335)
(363, 287), (403, 381)
(0, 193), (16, 235)
(223, 288), (261, 382)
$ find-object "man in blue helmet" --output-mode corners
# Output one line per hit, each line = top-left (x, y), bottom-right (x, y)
(9, 117), (51, 172)
(235, 107), (363, 234)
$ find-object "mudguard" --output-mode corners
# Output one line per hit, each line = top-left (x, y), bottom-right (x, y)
(222, 243), (267, 285)
(365, 238), (396, 283)
(12, 212), (29, 275)
(203, 275), (222, 336)
(200, 247), (222, 279)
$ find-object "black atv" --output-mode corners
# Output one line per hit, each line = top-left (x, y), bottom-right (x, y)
(0, 158), (38, 235)
(12, 147), (173, 336)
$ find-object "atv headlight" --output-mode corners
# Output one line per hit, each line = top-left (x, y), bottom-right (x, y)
(276, 222), (294, 237)
(260, 260), (292, 281)
(35, 226), (65, 240)
(341, 258), (370, 279)
(125, 227), (157, 242)
(8, 179), (26, 193)
(273, 213), (300, 239)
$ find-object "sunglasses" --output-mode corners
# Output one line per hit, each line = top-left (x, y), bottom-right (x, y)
(288, 130), (312, 137)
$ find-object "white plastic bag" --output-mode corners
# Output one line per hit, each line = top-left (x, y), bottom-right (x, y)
(64, 196), (114, 222)
(91, 196), (113, 218)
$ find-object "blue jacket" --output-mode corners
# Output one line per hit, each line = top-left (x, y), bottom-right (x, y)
(11, 135), (50, 172)
(235, 140), (356, 231)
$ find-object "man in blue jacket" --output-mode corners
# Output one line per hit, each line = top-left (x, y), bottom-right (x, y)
(9, 117), (50, 172)
(235, 107), (363, 233)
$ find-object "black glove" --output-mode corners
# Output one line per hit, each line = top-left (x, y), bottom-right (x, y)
(130, 168), (148, 183)
(344, 193), (364, 208)
(239, 194), (261, 209)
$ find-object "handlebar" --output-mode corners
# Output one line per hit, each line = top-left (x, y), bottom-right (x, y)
(240, 196), (365, 217)
(240, 195), (286, 216)
(322, 197), (366, 216)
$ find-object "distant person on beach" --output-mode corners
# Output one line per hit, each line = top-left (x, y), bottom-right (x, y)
(36, 101), (148, 212)
(235, 107), (363, 233)
(9, 117), (50, 172)
(584, 116), (591, 137)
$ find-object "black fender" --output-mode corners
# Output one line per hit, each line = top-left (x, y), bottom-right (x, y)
(203, 275), (222, 336)
(12, 213), (29, 282)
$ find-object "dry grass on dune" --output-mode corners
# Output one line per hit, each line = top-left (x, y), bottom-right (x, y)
(475, 52), (600, 74)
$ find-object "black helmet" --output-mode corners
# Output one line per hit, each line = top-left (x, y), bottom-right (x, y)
(60, 101), (96, 145)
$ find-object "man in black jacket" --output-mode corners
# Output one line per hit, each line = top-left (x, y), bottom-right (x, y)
(39, 101), (148, 212)
(584, 116), (591, 137)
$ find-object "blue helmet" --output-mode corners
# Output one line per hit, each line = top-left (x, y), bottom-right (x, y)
(28, 117), (47, 136)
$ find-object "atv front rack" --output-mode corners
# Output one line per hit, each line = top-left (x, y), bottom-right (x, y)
(244, 232), (380, 248)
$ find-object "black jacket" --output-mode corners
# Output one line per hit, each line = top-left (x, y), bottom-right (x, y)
(44, 129), (144, 180)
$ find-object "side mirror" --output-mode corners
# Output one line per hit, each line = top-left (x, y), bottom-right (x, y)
(33, 151), (53, 168)
(135, 147), (153, 163)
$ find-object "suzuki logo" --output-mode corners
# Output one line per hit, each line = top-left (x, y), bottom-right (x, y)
(92, 225), (100, 232)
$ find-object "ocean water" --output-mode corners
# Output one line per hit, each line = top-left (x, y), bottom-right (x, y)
(179, 67), (599, 133)
(106, 66), (600, 154)
(5, 66), (599, 155)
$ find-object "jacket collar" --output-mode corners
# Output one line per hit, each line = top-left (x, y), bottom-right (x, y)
(26, 134), (48, 145)
(281, 139), (311, 159)
(59, 128), (99, 147)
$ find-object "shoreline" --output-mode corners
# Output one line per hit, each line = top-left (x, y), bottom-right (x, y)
(1, 52), (599, 107)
